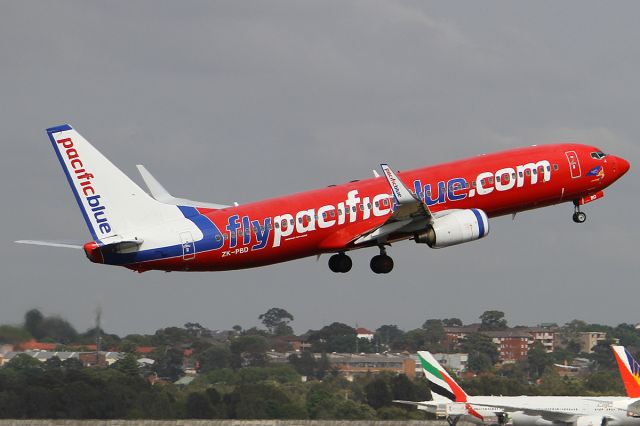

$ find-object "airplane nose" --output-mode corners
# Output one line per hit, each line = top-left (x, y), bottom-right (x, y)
(616, 156), (630, 176)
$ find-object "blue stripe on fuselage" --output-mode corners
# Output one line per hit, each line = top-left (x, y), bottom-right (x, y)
(101, 206), (223, 266)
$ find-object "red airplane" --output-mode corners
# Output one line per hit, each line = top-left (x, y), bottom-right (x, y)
(16, 124), (630, 274)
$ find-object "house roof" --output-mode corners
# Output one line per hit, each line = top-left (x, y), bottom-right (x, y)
(17, 340), (57, 351)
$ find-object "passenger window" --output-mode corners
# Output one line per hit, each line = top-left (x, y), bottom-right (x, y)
(553, 164), (559, 171)
(359, 205), (364, 211)
(330, 210), (335, 218)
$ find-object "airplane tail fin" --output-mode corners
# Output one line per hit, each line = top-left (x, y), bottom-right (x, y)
(612, 345), (640, 398)
(417, 351), (468, 402)
(47, 124), (165, 244)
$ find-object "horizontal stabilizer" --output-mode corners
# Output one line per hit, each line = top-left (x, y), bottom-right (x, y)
(136, 165), (230, 210)
(15, 240), (83, 249)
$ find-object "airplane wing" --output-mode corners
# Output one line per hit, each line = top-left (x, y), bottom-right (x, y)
(354, 164), (432, 245)
(469, 402), (583, 423)
(392, 400), (438, 413)
(136, 165), (230, 210)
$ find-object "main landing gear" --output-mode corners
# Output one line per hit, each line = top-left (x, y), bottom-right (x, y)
(328, 246), (395, 274)
(572, 200), (587, 223)
(370, 246), (394, 274)
(328, 252), (352, 273)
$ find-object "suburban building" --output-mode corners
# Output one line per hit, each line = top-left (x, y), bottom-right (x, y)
(443, 324), (557, 362)
(483, 330), (531, 362)
(326, 353), (415, 381)
(578, 331), (608, 353)
(520, 327), (556, 352)
(356, 328), (375, 341)
(412, 353), (468, 377)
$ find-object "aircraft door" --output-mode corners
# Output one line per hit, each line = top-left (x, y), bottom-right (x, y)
(565, 151), (582, 178)
(179, 231), (196, 260)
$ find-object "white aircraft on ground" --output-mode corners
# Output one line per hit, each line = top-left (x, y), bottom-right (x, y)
(395, 348), (640, 426)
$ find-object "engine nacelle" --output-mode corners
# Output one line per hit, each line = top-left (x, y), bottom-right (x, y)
(576, 415), (607, 426)
(414, 208), (490, 248)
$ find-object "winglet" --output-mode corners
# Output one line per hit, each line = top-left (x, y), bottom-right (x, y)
(380, 164), (418, 205)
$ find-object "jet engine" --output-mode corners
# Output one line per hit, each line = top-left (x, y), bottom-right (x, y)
(576, 415), (608, 426)
(414, 209), (490, 248)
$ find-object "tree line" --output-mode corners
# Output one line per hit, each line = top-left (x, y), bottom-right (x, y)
(1, 308), (639, 419)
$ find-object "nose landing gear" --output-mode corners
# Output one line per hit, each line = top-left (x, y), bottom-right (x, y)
(572, 201), (587, 223)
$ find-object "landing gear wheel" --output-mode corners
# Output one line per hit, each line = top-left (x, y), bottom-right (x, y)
(328, 253), (352, 273)
(573, 211), (587, 223)
(572, 201), (587, 224)
(370, 254), (394, 274)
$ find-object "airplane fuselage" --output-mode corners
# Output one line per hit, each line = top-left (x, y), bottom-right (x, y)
(462, 396), (639, 426)
(90, 142), (628, 272)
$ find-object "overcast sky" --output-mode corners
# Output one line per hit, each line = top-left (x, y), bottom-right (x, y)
(2, 1), (639, 337)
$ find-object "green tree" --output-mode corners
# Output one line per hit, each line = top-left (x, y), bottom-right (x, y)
(152, 327), (193, 346)
(288, 351), (317, 377)
(403, 329), (428, 351)
(198, 345), (231, 373)
(308, 323), (357, 353)
(259, 308), (294, 335)
(589, 339), (618, 371)
(5, 353), (42, 371)
(0, 325), (31, 343)
(459, 333), (499, 372)
(527, 341), (553, 380)
(333, 399), (376, 420)
(375, 325), (405, 350)
(479, 310), (508, 331)
(24, 309), (44, 339)
(152, 346), (184, 381)
(585, 370), (625, 394)
(230, 335), (268, 369)
(364, 378), (393, 409)
(422, 319), (445, 349)
(227, 383), (306, 419)
(112, 353), (141, 376)
(443, 318), (463, 327)
(390, 374), (420, 401)
(186, 392), (215, 418)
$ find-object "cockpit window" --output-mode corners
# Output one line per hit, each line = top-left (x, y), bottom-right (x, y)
(590, 151), (607, 160)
